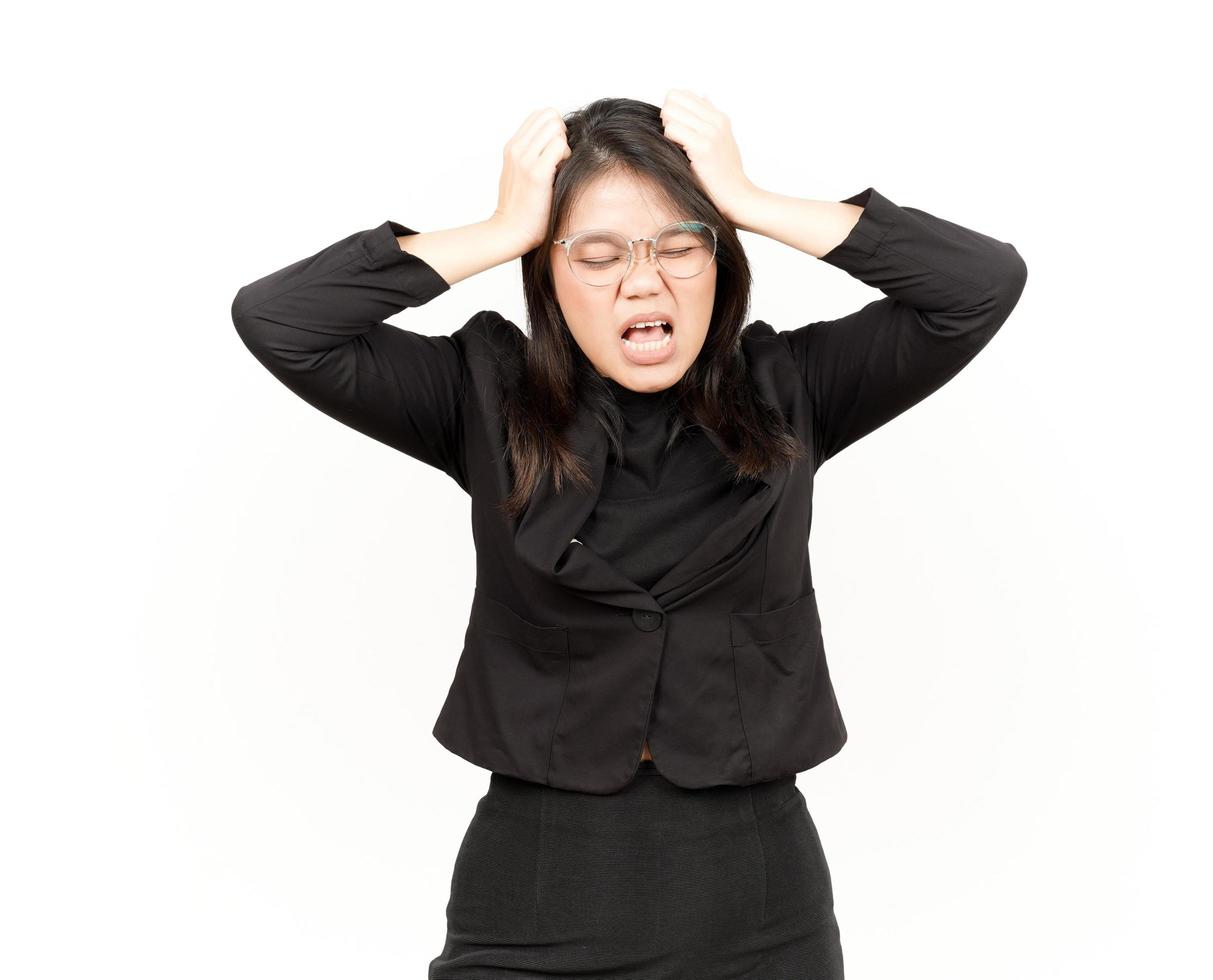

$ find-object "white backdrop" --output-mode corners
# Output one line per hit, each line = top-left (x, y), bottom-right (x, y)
(5, 2), (1209, 977)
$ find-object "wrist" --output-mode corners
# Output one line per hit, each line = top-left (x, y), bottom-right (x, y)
(486, 214), (540, 258)
(726, 185), (775, 234)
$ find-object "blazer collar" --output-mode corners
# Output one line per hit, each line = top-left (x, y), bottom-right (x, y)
(513, 391), (790, 612)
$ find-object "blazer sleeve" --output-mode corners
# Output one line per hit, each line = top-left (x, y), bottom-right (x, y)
(777, 187), (1028, 468)
(230, 219), (469, 492)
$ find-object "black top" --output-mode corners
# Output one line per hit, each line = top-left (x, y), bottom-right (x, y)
(229, 186), (1023, 496)
(578, 378), (762, 591)
(231, 186), (1029, 793)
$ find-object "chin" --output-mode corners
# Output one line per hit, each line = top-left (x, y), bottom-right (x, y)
(619, 360), (685, 384)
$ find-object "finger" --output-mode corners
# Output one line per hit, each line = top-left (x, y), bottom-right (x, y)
(521, 109), (563, 147)
(689, 91), (726, 127)
(661, 98), (709, 131)
(665, 89), (717, 128)
(519, 114), (566, 162)
(662, 122), (703, 157)
(512, 108), (549, 141)
(513, 108), (563, 153)
(538, 137), (571, 172)
(537, 124), (571, 159)
(662, 107), (711, 143)
(506, 110), (545, 155)
(661, 89), (697, 123)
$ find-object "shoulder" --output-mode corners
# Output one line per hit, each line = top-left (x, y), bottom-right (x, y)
(738, 319), (805, 409)
(447, 311), (525, 395)
(449, 310), (524, 360)
(739, 318), (796, 374)
(449, 310), (523, 349)
(458, 314), (779, 359)
(452, 314), (793, 387)
(740, 319), (778, 347)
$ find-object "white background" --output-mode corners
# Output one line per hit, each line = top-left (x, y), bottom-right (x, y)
(5, 1), (1209, 977)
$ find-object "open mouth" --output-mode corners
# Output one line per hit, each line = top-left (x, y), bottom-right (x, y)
(620, 319), (674, 349)
(618, 317), (677, 364)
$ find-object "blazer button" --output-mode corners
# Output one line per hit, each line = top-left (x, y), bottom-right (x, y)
(632, 609), (663, 632)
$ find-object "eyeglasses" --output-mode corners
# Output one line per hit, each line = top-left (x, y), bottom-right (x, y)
(553, 220), (718, 287)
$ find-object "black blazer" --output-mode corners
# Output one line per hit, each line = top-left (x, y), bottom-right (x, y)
(231, 187), (1028, 794)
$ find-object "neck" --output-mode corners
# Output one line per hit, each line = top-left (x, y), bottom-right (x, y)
(605, 376), (674, 407)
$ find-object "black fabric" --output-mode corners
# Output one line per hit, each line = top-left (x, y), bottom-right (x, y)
(231, 186), (1028, 793)
(577, 377), (763, 593)
(229, 185), (1027, 495)
(427, 764), (844, 979)
(233, 186), (1026, 973)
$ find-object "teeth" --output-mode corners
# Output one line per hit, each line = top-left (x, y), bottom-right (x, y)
(622, 330), (672, 351)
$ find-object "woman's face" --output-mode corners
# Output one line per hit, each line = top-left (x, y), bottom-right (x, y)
(551, 172), (717, 394)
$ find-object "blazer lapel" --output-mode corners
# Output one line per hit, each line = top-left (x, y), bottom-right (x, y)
(513, 395), (663, 612)
(512, 391), (789, 612)
(645, 424), (787, 603)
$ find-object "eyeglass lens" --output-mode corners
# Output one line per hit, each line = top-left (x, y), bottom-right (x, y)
(567, 222), (715, 286)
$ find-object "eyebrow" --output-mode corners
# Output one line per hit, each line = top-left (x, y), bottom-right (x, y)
(563, 219), (689, 240)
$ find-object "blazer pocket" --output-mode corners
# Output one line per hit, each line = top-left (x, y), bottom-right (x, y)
(729, 590), (824, 777)
(469, 587), (569, 655)
(457, 588), (570, 774)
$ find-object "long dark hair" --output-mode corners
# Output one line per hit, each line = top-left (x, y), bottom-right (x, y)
(499, 97), (805, 520)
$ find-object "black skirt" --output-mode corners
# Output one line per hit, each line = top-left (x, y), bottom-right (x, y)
(428, 759), (845, 979)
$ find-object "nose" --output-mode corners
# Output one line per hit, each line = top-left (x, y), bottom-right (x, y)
(632, 239), (659, 267)
(621, 240), (662, 291)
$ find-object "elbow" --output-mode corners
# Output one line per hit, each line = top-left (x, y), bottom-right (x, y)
(922, 244), (1027, 346)
(231, 283), (251, 324)
(230, 285), (259, 345)
(989, 243), (1028, 319)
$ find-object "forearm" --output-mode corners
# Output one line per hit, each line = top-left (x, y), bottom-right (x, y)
(232, 219), (451, 352)
(396, 217), (531, 287)
(230, 218), (470, 483)
(730, 188), (864, 258)
(774, 186), (1029, 466)
(741, 185), (1026, 317)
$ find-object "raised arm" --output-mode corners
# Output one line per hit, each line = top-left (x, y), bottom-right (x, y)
(231, 108), (570, 491)
(230, 217), (525, 491)
(747, 186), (1028, 468)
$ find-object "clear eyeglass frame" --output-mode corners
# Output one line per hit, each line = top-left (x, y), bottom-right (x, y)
(552, 220), (719, 287)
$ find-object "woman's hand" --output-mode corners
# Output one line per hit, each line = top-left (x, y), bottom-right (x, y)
(660, 90), (759, 226)
(490, 107), (572, 254)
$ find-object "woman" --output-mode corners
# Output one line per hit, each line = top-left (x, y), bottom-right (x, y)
(231, 92), (1027, 979)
